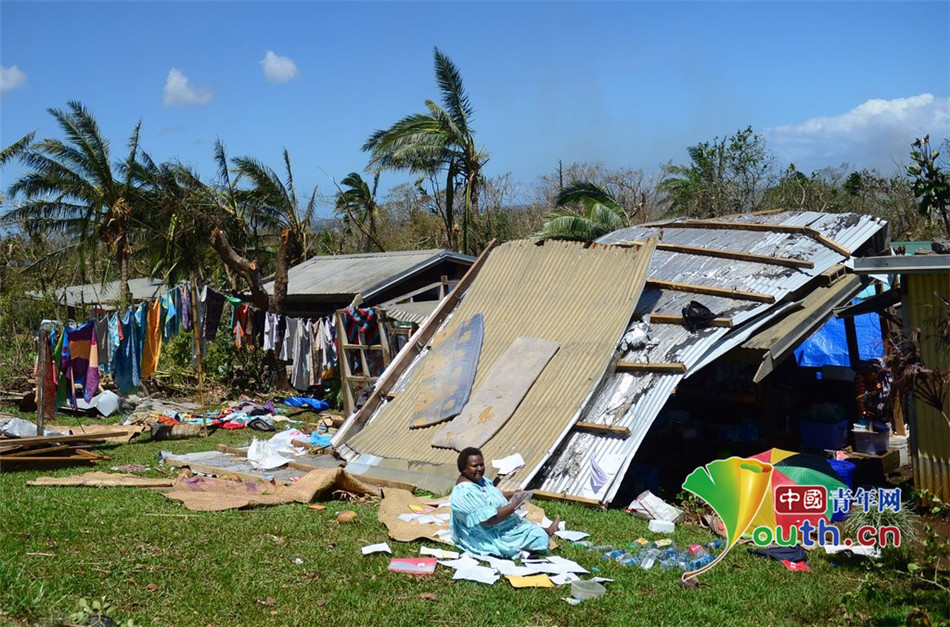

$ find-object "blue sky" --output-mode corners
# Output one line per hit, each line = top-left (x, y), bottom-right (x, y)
(2, 1), (948, 217)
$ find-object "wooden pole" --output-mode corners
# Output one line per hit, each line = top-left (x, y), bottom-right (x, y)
(190, 275), (207, 435)
(36, 326), (51, 434)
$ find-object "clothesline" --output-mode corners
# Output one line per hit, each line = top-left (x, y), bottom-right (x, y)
(34, 285), (372, 417)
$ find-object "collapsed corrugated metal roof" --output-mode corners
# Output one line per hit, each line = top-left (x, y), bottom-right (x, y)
(335, 211), (888, 504)
(537, 211), (887, 504)
(263, 249), (474, 302)
(334, 239), (655, 493)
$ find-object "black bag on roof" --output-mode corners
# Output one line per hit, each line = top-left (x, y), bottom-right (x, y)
(682, 300), (717, 332)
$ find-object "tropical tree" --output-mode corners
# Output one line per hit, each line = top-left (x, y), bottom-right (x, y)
(363, 47), (488, 254)
(907, 135), (950, 238)
(535, 181), (629, 241)
(4, 101), (142, 303)
(334, 171), (386, 252)
(659, 126), (774, 218)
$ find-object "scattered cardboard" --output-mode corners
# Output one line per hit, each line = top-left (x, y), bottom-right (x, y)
(164, 467), (379, 511)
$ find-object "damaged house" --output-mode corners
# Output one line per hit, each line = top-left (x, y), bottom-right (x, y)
(333, 211), (890, 505)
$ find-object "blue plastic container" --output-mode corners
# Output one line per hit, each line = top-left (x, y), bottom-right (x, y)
(799, 419), (848, 450)
(827, 459), (855, 488)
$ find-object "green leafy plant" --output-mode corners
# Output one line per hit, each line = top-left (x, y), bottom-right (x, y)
(67, 596), (136, 626)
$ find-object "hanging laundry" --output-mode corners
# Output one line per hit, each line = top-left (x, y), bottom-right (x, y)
(233, 304), (253, 349)
(262, 311), (278, 351)
(343, 307), (382, 375)
(252, 307), (266, 349)
(161, 289), (179, 341)
(321, 314), (338, 378)
(141, 299), (163, 379)
(114, 307), (142, 394)
(179, 284), (192, 331)
(280, 317), (299, 362)
(35, 323), (60, 418)
(95, 316), (115, 374)
(310, 318), (324, 386)
(291, 319), (313, 391)
(62, 321), (100, 405)
(224, 294), (242, 330)
(203, 288), (226, 340)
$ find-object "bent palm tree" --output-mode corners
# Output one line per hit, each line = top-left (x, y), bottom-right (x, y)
(536, 181), (629, 242)
(334, 171), (386, 252)
(363, 47), (488, 254)
(5, 101), (142, 303)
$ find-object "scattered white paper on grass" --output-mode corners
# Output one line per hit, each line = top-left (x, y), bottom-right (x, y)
(589, 577), (614, 583)
(361, 542), (392, 555)
(398, 513), (420, 523)
(420, 546), (459, 560)
(435, 513), (451, 521)
(546, 555), (589, 573)
(491, 452), (525, 476)
(561, 596), (581, 606)
(453, 565), (500, 585)
(438, 555), (481, 570)
(550, 572), (581, 586)
(485, 557), (534, 577)
(541, 516), (567, 531)
(416, 514), (443, 525)
(554, 529), (590, 542)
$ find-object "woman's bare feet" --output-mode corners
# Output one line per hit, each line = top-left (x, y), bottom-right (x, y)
(545, 515), (561, 537)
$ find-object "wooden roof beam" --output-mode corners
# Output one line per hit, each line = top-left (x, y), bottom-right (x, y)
(647, 314), (734, 327)
(647, 279), (775, 304)
(616, 241), (813, 269)
(648, 220), (852, 256)
(616, 361), (687, 373)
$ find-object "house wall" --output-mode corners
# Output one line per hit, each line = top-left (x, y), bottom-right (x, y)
(907, 272), (950, 501)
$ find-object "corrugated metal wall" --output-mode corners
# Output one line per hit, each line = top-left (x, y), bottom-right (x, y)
(907, 273), (950, 501)
(344, 239), (655, 486)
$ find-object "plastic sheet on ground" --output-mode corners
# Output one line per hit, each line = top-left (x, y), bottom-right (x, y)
(626, 489), (684, 523)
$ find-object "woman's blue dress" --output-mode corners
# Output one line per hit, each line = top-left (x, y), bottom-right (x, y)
(450, 478), (549, 558)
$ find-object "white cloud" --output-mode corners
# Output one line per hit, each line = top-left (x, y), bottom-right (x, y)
(259, 50), (299, 83)
(163, 68), (212, 107)
(1, 64), (28, 96)
(766, 94), (950, 174)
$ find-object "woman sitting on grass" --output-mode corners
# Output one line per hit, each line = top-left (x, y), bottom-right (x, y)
(450, 446), (559, 558)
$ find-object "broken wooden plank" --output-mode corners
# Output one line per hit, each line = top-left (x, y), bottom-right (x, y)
(161, 456), (295, 485)
(0, 454), (100, 464)
(615, 361), (687, 373)
(0, 432), (124, 447)
(617, 240), (814, 269)
(647, 314), (734, 327)
(432, 337), (559, 450)
(409, 313), (484, 429)
(28, 472), (175, 488)
(3, 444), (71, 457)
(573, 422), (632, 437)
(647, 279), (775, 303)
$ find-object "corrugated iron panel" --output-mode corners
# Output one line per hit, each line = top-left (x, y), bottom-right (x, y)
(907, 273), (950, 500)
(40, 277), (168, 308)
(341, 239), (655, 489)
(265, 249), (471, 298)
(382, 301), (439, 325)
(538, 212), (887, 503)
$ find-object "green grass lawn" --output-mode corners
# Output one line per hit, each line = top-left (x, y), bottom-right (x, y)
(1, 415), (946, 626)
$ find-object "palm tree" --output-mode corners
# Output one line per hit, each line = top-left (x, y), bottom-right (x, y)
(5, 101), (142, 303)
(363, 47), (488, 254)
(535, 181), (629, 242)
(334, 171), (386, 252)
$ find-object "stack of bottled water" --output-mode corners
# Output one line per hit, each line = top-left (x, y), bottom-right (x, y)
(589, 538), (725, 572)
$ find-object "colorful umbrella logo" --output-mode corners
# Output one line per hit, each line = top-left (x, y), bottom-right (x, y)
(681, 456), (773, 581)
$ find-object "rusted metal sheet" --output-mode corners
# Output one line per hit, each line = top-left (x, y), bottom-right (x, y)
(432, 337), (559, 450)
(408, 313), (484, 428)
(341, 239), (656, 490)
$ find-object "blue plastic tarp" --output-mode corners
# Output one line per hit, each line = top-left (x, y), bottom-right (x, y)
(794, 305), (884, 368)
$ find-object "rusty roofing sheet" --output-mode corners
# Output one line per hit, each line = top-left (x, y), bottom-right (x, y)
(341, 239), (655, 489)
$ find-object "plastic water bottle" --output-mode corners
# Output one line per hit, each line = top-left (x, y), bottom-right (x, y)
(706, 540), (725, 551)
(572, 541), (593, 548)
(640, 555), (656, 570)
(618, 554), (639, 567)
(588, 545), (615, 553)
(688, 544), (711, 559)
(602, 549), (626, 561)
